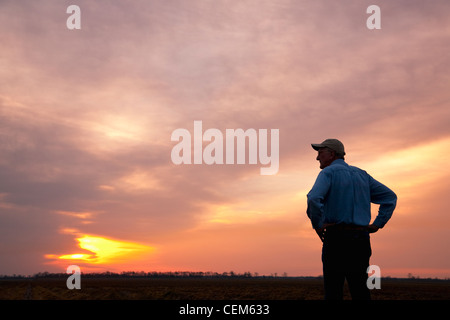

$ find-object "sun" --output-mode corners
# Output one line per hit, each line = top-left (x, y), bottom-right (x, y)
(46, 234), (154, 266)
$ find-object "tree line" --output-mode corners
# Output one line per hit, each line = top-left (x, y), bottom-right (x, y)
(0, 270), (292, 279)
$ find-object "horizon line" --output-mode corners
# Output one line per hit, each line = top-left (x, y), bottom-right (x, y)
(1, 270), (448, 281)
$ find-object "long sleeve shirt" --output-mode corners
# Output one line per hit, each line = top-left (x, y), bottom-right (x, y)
(306, 159), (397, 229)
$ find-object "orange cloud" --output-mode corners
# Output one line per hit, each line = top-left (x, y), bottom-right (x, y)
(357, 136), (450, 200)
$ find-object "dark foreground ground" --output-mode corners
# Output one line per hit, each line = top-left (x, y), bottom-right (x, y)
(1, 277), (448, 300)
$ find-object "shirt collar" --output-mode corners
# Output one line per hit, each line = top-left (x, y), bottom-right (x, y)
(330, 159), (348, 166)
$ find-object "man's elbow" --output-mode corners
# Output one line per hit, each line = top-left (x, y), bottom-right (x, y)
(391, 191), (398, 207)
(392, 190), (397, 201)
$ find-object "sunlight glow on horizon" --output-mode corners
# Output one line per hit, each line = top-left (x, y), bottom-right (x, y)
(58, 253), (94, 260)
(46, 234), (154, 266)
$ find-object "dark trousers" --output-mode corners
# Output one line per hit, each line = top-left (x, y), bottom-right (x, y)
(322, 228), (372, 300)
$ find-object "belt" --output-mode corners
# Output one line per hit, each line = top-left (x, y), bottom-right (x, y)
(325, 224), (368, 232)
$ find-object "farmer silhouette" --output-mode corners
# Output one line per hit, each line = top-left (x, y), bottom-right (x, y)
(307, 139), (397, 300)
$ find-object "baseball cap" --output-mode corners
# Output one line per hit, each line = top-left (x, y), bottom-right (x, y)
(311, 139), (346, 155)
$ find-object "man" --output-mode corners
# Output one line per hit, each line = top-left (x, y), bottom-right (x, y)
(306, 139), (397, 300)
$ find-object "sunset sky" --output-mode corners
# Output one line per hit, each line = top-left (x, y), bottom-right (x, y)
(1, 0), (449, 278)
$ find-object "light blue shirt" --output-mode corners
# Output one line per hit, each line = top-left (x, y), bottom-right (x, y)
(307, 159), (397, 229)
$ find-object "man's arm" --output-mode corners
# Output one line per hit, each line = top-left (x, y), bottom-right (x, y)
(369, 176), (397, 228)
(306, 171), (331, 230)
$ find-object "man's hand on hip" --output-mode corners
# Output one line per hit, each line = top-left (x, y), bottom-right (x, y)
(315, 223), (335, 242)
(315, 227), (325, 242)
(367, 224), (379, 233)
